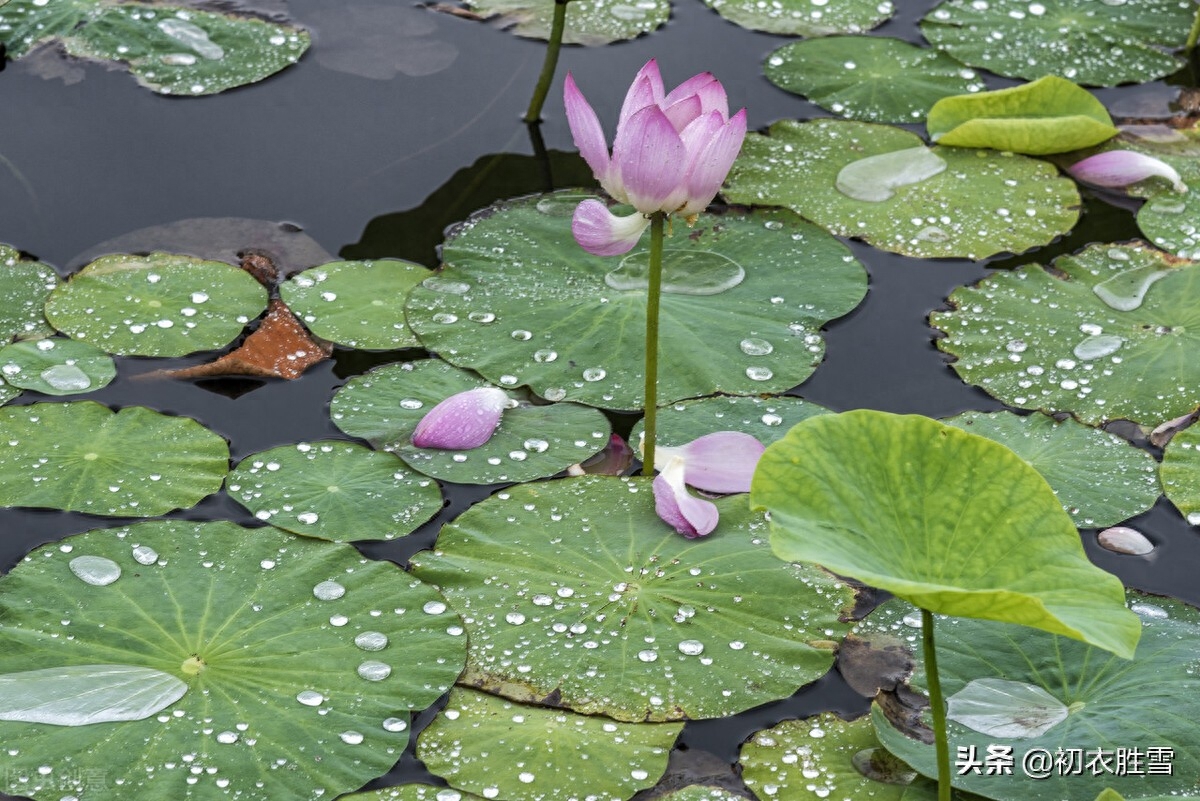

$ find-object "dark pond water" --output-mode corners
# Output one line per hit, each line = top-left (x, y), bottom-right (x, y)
(0, 0), (1197, 798)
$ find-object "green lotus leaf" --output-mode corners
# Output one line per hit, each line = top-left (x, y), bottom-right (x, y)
(944, 411), (1159, 528)
(920, 0), (1190, 86)
(868, 595), (1200, 800)
(0, 520), (466, 801)
(407, 194), (867, 410)
(703, 0), (892, 37)
(0, 338), (117, 396)
(1161, 426), (1200, 528)
(418, 687), (681, 800)
(0, 244), (58, 342)
(927, 76), (1118, 155)
(279, 259), (427, 350)
(724, 119), (1080, 259)
(0, 401), (229, 516)
(765, 36), (983, 123)
(740, 712), (925, 801)
(331, 360), (611, 484)
(0, 381), (21, 406)
(752, 410), (1141, 658)
(629, 394), (832, 453)
(45, 252), (268, 357)
(342, 786), (487, 801)
(226, 440), (443, 542)
(0, 0), (308, 94)
(410, 475), (854, 722)
(457, 0), (667, 45)
(932, 242), (1200, 427)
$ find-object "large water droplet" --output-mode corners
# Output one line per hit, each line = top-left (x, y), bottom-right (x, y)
(339, 730), (364, 745)
(69, 555), (121, 586)
(357, 661), (392, 681)
(216, 730), (239, 744)
(312, 580), (346, 601)
(677, 639), (705, 656)
(131, 545), (159, 565)
(739, 338), (774, 356)
(382, 717), (408, 732)
(423, 600), (447, 614)
(1073, 334), (1124, 361)
(605, 250), (745, 295)
(40, 364), (91, 392)
(157, 18), (224, 60)
(354, 631), (389, 651)
(836, 146), (947, 202)
(1093, 265), (1171, 311)
(296, 690), (324, 706)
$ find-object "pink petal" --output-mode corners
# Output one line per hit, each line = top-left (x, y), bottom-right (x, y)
(662, 94), (703, 134)
(620, 59), (665, 124)
(411, 387), (508, 449)
(664, 72), (726, 118)
(611, 105), (687, 213)
(564, 72), (613, 190)
(572, 199), (651, 256)
(679, 431), (765, 493)
(1068, 150), (1187, 193)
(678, 108), (747, 216)
(566, 434), (634, 476)
(653, 457), (719, 538)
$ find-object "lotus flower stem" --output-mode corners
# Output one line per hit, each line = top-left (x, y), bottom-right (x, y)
(641, 211), (666, 477)
(523, 0), (571, 123)
(1188, 4), (1200, 50)
(922, 607), (951, 801)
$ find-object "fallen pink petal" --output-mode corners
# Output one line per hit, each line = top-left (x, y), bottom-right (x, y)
(411, 387), (509, 450)
(1068, 150), (1187, 193)
(651, 431), (765, 494)
(653, 456), (719, 538)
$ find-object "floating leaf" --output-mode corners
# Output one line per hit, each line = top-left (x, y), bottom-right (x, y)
(1161, 426), (1200, 528)
(927, 75), (1118, 155)
(0, 338), (116, 396)
(920, 0), (1190, 87)
(45, 252), (267, 357)
(0, 1), (308, 95)
(703, 0), (892, 36)
(752, 411), (1141, 658)
(765, 37), (982, 123)
(453, 0), (667, 45)
(724, 119), (1080, 259)
(944, 411), (1159, 528)
(0, 401), (228, 516)
(280, 259), (428, 350)
(226, 440), (443, 542)
(331, 360), (611, 484)
(0, 244), (58, 342)
(0, 520), (466, 800)
(410, 475), (854, 721)
(630, 394), (831, 453)
(932, 242), (1200, 428)
(419, 687), (680, 800)
(740, 712), (919, 801)
(407, 194), (867, 409)
(869, 595), (1200, 800)
(0, 664), (187, 725)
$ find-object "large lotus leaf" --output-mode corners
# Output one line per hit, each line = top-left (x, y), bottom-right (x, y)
(0, 0), (308, 94)
(419, 687), (680, 800)
(723, 119), (1080, 259)
(0, 338), (117, 396)
(740, 712), (924, 801)
(0, 401), (228, 516)
(944, 411), (1159, 528)
(764, 37), (982, 123)
(927, 76), (1118, 155)
(919, 0), (1190, 87)
(702, 0), (892, 37)
(0, 520), (466, 801)
(45, 252), (268, 357)
(343, 787), (486, 801)
(932, 242), (1200, 428)
(331, 360), (611, 484)
(410, 475), (855, 722)
(226, 440), (443, 542)
(629, 394), (832, 452)
(407, 194), (867, 410)
(0, 380), (20, 406)
(752, 411), (1141, 659)
(279, 259), (427, 350)
(0, 244), (58, 342)
(868, 595), (1200, 800)
(457, 0), (667, 45)
(1161, 426), (1200, 527)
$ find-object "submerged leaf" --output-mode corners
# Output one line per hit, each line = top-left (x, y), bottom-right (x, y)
(0, 665), (186, 726)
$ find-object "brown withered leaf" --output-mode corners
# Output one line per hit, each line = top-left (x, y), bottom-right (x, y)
(836, 633), (914, 699)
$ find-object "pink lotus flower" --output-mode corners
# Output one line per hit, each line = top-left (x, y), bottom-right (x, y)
(1068, 150), (1187, 193)
(565, 59), (747, 256)
(411, 387), (509, 450)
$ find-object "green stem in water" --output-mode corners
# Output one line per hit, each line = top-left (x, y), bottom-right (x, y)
(1187, 5), (1200, 52)
(923, 608), (952, 801)
(523, 0), (570, 123)
(641, 212), (666, 477)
